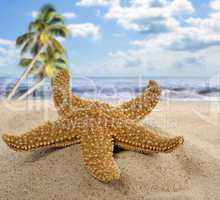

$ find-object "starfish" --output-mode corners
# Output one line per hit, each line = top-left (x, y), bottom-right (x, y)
(2, 69), (184, 182)
(52, 68), (162, 122)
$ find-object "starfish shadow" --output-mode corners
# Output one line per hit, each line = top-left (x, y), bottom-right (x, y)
(113, 146), (125, 154)
(25, 147), (65, 163)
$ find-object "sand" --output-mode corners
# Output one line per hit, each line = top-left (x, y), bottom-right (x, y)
(0, 99), (219, 200)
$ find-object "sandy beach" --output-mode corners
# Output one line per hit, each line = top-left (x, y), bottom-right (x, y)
(0, 99), (219, 200)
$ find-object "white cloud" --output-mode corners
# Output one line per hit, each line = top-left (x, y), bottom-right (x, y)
(29, 1), (220, 76)
(31, 11), (39, 18)
(186, 7), (220, 32)
(109, 47), (174, 69)
(76, 0), (115, 7)
(210, 0), (220, 10)
(93, 0), (220, 76)
(178, 3), (220, 51)
(102, 0), (220, 76)
(105, 41), (219, 77)
(68, 23), (101, 39)
(0, 38), (18, 67)
(62, 12), (76, 19)
(105, 0), (193, 32)
(131, 26), (220, 51)
(0, 38), (15, 46)
(104, 0), (220, 52)
(169, 0), (194, 16)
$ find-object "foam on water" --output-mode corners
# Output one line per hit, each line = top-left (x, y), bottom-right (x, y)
(0, 76), (219, 101)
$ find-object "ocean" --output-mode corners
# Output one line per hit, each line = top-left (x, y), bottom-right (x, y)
(0, 75), (219, 101)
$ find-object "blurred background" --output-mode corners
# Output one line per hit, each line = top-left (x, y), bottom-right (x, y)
(0, 0), (219, 101)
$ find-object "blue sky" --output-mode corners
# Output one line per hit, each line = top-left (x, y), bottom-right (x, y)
(0, 0), (220, 77)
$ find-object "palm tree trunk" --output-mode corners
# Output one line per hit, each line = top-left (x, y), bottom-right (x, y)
(7, 50), (42, 100)
(17, 77), (46, 100)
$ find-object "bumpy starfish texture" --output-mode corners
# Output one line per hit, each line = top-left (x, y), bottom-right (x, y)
(2, 69), (184, 182)
(52, 69), (161, 121)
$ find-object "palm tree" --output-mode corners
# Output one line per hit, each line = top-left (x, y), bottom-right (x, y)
(7, 4), (70, 100)
(17, 46), (68, 100)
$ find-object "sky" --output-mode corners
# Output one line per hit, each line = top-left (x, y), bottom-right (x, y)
(0, 0), (220, 77)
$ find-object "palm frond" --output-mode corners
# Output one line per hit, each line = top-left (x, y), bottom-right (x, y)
(44, 11), (55, 22)
(44, 11), (62, 24)
(28, 20), (44, 31)
(48, 15), (64, 25)
(15, 3), (69, 80)
(19, 58), (33, 67)
(48, 44), (58, 59)
(49, 25), (71, 38)
(16, 32), (35, 46)
(56, 57), (67, 64)
(38, 52), (48, 62)
(50, 38), (66, 54)
(31, 42), (41, 55)
(39, 31), (49, 46)
(19, 58), (42, 68)
(39, 4), (56, 22)
(29, 65), (44, 76)
(55, 62), (67, 70)
(40, 4), (56, 13)
(20, 37), (34, 55)
(52, 49), (66, 58)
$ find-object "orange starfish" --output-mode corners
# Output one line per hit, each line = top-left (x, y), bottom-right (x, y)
(2, 69), (184, 182)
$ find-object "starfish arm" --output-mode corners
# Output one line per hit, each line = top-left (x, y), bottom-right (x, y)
(113, 120), (184, 154)
(52, 68), (94, 117)
(53, 69), (161, 121)
(80, 123), (120, 182)
(2, 119), (79, 152)
(117, 80), (161, 121)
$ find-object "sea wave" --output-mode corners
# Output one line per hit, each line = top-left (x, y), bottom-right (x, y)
(0, 76), (219, 101)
